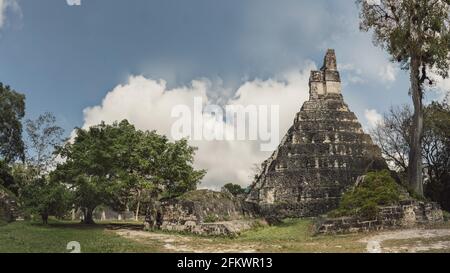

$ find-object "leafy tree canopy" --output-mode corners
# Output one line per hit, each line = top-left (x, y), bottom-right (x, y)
(357, 0), (450, 196)
(0, 83), (25, 163)
(54, 120), (206, 224)
(222, 183), (246, 197)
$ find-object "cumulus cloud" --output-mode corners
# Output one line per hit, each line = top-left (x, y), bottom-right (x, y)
(364, 109), (383, 128)
(0, 0), (19, 28)
(80, 63), (314, 190)
(378, 63), (398, 83)
(431, 72), (450, 101)
(66, 0), (81, 6)
(339, 63), (365, 84)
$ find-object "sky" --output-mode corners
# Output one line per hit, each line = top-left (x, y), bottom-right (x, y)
(0, 0), (448, 189)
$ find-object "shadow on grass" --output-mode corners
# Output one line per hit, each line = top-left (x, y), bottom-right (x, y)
(28, 219), (144, 231)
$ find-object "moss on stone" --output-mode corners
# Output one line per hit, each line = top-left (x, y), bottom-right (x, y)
(177, 189), (231, 202)
(328, 170), (401, 219)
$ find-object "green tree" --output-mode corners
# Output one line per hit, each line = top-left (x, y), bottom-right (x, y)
(25, 112), (65, 175)
(0, 83), (25, 163)
(158, 139), (206, 198)
(372, 101), (450, 210)
(21, 177), (72, 224)
(20, 113), (69, 224)
(357, 0), (450, 197)
(423, 101), (450, 210)
(0, 160), (16, 195)
(55, 120), (205, 224)
(222, 183), (246, 197)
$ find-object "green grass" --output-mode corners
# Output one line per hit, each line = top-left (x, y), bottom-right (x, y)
(231, 219), (366, 252)
(0, 218), (368, 253)
(151, 219), (368, 253)
(0, 220), (156, 253)
(2, 218), (449, 253)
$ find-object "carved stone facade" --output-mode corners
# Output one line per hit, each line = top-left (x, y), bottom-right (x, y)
(246, 49), (387, 218)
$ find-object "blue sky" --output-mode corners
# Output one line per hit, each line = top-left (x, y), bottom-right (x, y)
(0, 0), (446, 188)
(0, 0), (411, 129)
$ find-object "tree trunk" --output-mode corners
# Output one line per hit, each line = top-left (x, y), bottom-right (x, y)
(41, 213), (49, 225)
(408, 56), (424, 197)
(135, 190), (141, 222)
(82, 208), (95, 225)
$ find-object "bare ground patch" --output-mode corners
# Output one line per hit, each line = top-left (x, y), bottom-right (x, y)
(112, 229), (261, 253)
(361, 228), (450, 253)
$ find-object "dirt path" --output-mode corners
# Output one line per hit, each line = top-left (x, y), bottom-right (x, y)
(113, 227), (450, 253)
(361, 229), (450, 253)
(113, 229), (260, 253)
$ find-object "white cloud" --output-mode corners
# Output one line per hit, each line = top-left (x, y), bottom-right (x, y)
(339, 63), (365, 84)
(66, 0), (81, 6)
(0, 0), (19, 29)
(432, 72), (450, 101)
(364, 109), (383, 128)
(378, 63), (398, 82)
(80, 63), (314, 190)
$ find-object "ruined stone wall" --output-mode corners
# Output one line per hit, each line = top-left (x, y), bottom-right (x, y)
(315, 200), (444, 235)
(147, 189), (261, 236)
(0, 187), (18, 224)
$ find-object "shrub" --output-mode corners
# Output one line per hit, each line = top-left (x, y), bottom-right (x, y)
(329, 170), (400, 219)
(443, 211), (450, 222)
(222, 183), (246, 196)
(203, 214), (219, 223)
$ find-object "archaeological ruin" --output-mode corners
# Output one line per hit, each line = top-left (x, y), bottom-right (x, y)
(145, 189), (262, 236)
(246, 49), (388, 218)
(145, 49), (443, 236)
(315, 200), (443, 235)
(0, 187), (18, 224)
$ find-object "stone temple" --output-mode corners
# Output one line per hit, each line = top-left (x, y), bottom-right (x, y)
(246, 49), (387, 218)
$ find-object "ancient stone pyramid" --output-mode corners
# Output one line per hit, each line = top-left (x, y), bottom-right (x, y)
(246, 49), (387, 218)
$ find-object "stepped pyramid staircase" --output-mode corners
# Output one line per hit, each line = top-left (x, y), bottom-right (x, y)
(246, 49), (387, 218)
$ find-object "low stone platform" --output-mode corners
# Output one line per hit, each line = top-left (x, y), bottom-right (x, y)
(315, 200), (443, 235)
(160, 219), (265, 237)
(145, 189), (261, 236)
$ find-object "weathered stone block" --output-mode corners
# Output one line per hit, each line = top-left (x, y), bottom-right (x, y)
(315, 201), (444, 235)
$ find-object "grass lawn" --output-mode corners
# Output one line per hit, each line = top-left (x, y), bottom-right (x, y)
(0, 220), (156, 253)
(234, 219), (367, 252)
(0, 218), (367, 253)
(2, 219), (449, 253)
(180, 219), (368, 253)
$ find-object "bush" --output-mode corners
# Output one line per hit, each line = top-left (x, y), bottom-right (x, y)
(222, 183), (246, 196)
(329, 170), (400, 219)
(443, 211), (450, 222)
(204, 214), (219, 223)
